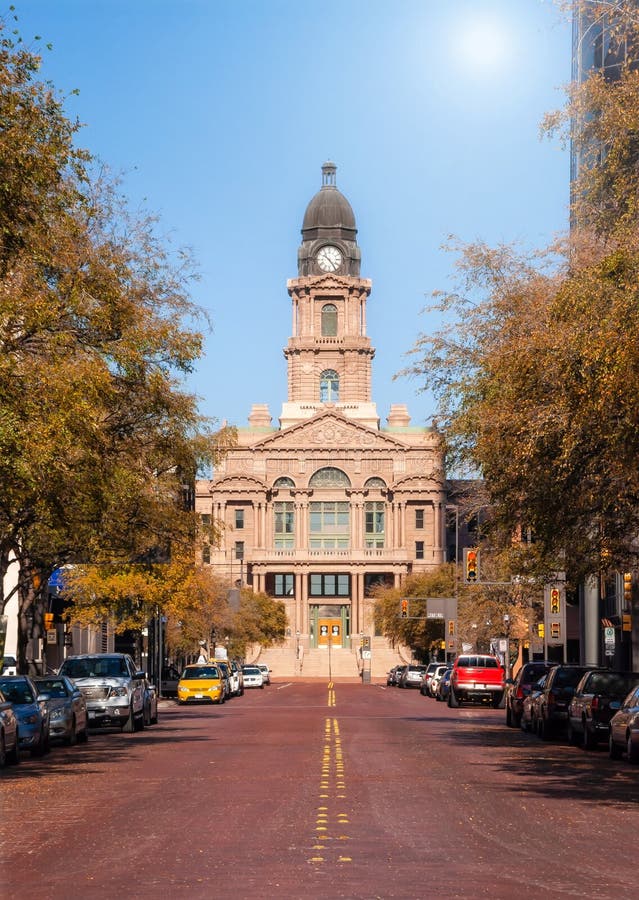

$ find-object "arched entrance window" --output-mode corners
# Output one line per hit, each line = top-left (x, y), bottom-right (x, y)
(321, 303), (338, 336)
(308, 467), (351, 489)
(320, 369), (339, 402)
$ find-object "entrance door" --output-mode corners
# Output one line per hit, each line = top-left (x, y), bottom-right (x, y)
(318, 618), (342, 647)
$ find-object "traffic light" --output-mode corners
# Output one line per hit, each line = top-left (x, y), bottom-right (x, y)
(622, 614), (632, 632)
(550, 588), (560, 615)
(448, 620), (455, 636)
(464, 548), (479, 583)
(550, 622), (560, 640)
(537, 623), (545, 638)
(44, 612), (54, 630)
(400, 599), (408, 618)
(623, 573), (632, 605)
(362, 635), (371, 651)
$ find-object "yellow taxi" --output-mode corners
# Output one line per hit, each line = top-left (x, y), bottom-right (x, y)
(177, 663), (225, 704)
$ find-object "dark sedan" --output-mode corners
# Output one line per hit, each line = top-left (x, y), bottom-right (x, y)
(505, 661), (555, 729)
(567, 669), (639, 750)
(536, 665), (592, 740)
(0, 675), (50, 756)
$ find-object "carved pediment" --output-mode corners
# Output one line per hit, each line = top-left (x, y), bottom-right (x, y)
(250, 409), (408, 452)
(210, 474), (269, 494)
(392, 472), (444, 492)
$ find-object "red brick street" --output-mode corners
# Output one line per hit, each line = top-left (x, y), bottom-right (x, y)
(2, 680), (638, 900)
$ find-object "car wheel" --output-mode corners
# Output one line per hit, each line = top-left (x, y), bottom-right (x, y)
(506, 705), (512, 727)
(492, 692), (505, 709)
(567, 719), (578, 746)
(540, 716), (552, 741)
(31, 727), (47, 757)
(6, 733), (20, 765)
(448, 687), (459, 708)
(78, 725), (89, 744)
(134, 708), (144, 732)
(582, 721), (597, 751)
(150, 708), (158, 725)
(628, 734), (639, 764)
(609, 733), (623, 760)
(521, 715), (529, 733)
(122, 704), (136, 733)
(64, 716), (77, 747)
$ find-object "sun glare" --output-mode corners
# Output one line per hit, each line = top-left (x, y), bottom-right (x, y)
(456, 19), (514, 71)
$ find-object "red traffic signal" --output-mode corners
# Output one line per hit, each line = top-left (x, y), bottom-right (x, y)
(400, 599), (408, 618)
(464, 548), (479, 583)
(550, 589), (560, 615)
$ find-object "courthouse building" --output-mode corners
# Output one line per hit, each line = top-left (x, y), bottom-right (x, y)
(195, 163), (447, 675)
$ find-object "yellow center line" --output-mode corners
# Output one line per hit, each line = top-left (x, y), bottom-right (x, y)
(308, 707), (352, 866)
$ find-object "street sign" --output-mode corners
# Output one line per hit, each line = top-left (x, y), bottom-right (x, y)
(362, 650), (372, 660)
(604, 626), (615, 657)
(46, 629), (57, 645)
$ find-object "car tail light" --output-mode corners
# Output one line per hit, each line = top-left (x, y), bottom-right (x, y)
(516, 686), (524, 699)
(548, 692), (556, 707)
(591, 697), (599, 711)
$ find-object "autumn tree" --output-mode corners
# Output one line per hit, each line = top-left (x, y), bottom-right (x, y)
(401, 0), (639, 584)
(0, 17), (235, 670)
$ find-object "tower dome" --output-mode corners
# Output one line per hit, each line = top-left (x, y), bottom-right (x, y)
(301, 161), (357, 241)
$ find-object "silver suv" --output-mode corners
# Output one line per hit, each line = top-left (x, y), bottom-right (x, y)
(58, 653), (146, 732)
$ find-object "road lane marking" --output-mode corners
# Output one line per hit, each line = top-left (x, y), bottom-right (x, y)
(308, 713), (352, 866)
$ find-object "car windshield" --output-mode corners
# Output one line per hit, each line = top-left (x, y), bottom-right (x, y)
(34, 679), (69, 698)
(61, 657), (129, 678)
(243, 667), (260, 674)
(408, 666), (426, 673)
(0, 680), (35, 704)
(182, 667), (220, 680)
(554, 668), (588, 687)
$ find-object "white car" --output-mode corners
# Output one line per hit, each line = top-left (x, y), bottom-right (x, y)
(257, 664), (270, 685)
(242, 666), (264, 689)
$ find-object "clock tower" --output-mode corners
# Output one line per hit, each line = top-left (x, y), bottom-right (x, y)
(280, 162), (378, 429)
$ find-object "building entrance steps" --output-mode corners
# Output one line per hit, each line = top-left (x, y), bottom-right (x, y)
(254, 642), (407, 680)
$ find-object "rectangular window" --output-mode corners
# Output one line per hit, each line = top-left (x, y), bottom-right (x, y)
(415, 541), (424, 560)
(415, 508), (424, 529)
(309, 502), (350, 549)
(235, 541), (244, 561)
(274, 501), (295, 548)
(274, 574), (294, 596)
(365, 502), (385, 548)
(201, 513), (211, 526)
(235, 509), (244, 529)
(309, 574), (350, 597)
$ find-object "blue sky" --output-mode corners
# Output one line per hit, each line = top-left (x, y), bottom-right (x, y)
(12, 0), (571, 429)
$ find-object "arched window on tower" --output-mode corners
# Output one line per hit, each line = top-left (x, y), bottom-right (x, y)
(320, 369), (339, 403)
(321, 303), (338, 337)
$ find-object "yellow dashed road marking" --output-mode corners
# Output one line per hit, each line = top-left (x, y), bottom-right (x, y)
(308, 712), (352, 866)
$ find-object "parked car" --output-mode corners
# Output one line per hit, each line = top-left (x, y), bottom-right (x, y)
(257, 664), (271, 686)
(609, 683), (639, 763)
(392, 665), (407, 687)
(231, 659), (244, 695)
(160, 665), (181, 698)
(0, 675), (50, 756)
(386, 666), (403, 686)
(400, 665), (427, 689)
(448, 655), (505, 708)
(435, 669), (452, 703)
(428, 664), (450, 698)
(214, 660), (233, 699)
(535, 665), (592, 740)
(143, 679), (158, 726)
(33, 675), (89, 745)
(0, 688), (20, 766)
(242, 665), (264, 689)
(420, 662), (444, 696)
(505, 661), (555, 729)
(1, 656), (17, 675)
(177, 664), (225, 704)
(567, 669), (639, 750)
(58, 653), (146, 733)
(521, 673), (549, 733)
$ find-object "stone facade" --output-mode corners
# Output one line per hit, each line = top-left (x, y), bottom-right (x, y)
(195, 163), (446, 665)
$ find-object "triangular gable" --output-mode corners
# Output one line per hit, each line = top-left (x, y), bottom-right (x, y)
(248, 408), (409, 452)
(209, 474), (269, 493)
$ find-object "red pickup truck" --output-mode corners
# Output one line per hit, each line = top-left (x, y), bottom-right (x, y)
(448, 654), (505, 708)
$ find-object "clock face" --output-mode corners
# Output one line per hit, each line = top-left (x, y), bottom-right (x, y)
(316, 245), (343, 272)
